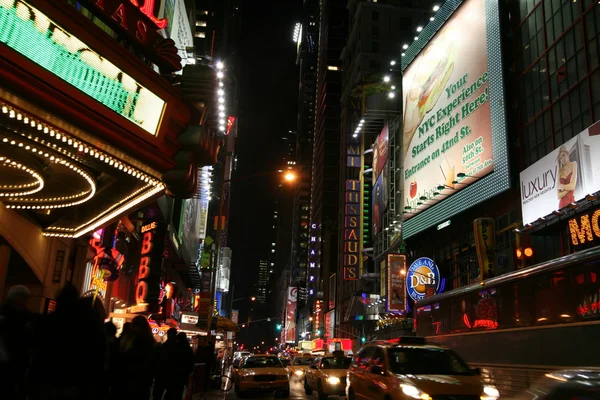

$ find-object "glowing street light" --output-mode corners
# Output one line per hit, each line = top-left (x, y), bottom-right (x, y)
(383, 75), (391, 82)
(284, 172), (296, 182)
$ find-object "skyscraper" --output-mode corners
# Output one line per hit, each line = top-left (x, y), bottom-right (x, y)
(257, 260), (269, 304)
(306, 0), (347, 339)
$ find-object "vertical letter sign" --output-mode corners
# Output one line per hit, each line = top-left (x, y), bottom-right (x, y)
(473, 217), (496, 280)
(344, 180), (360, 280)
(136, 221), (167, 311)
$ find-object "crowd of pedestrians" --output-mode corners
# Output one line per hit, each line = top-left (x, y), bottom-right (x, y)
(0, 284), (197, 400)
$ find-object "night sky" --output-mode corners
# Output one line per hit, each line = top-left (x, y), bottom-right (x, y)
(227, 0), (301, 328)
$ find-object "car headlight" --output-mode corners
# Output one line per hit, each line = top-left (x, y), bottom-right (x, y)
(295, 370), (304, 376)
(481, 386), (500, 400)
(326, 377), (341, 385)
(401, 384), (431, 400)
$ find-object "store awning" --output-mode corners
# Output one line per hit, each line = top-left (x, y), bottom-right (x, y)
(211, 316), (239, 332)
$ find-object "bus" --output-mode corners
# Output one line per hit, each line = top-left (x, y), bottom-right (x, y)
(415, 246), (600, 396)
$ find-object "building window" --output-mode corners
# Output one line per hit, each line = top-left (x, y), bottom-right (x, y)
(196, 21), (207, 27)
(52, 250), (65, 283)
(372, 11), (379, 21)
(371, 42), (379, 53)
(195, 32), (206, 38)
(371, 25), (379, 36)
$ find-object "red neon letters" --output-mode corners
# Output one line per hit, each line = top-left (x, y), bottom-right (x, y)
(135, 230), (154, 304)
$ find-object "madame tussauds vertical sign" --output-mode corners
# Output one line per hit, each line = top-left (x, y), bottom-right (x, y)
(136, 221), (167, 311)
(344, 180), (360, 280)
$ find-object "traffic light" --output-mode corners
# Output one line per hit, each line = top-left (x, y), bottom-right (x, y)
(276, 324), (282, 331)
(361, 337), (366, 343)
(316, 329), (321, 336)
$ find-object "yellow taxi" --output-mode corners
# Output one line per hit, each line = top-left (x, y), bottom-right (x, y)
(305, 353), (353, 399)
(233, 354), (290, 397)
(288, 354), (315, 382)
(347, 337), (500, 400)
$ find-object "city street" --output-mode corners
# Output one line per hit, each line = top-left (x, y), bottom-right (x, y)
(202, 379), (342, 400)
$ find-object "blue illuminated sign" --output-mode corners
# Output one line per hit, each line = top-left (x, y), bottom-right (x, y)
(407, 257), (441, 302)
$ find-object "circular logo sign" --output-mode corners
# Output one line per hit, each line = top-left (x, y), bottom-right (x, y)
(407, 257), (441, 302)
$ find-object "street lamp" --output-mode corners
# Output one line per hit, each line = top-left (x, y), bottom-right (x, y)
(284, 172), (296, 182)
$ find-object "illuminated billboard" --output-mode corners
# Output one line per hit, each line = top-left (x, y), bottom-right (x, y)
(0, 0), (165, 136)
(401, 0), (509, 238)
(520, 121), (600, 225)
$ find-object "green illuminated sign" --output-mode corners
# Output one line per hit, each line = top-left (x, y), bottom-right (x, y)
(0, 0), (165, 136)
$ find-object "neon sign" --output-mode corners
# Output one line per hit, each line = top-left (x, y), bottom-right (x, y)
(343, 180), (360, 280)
(568, 209), (600, 249)
(75, 0), (182, 72)
(0, 0), (166, 135)
(135, 221), (166, 309)
(136, 226), (155, 304)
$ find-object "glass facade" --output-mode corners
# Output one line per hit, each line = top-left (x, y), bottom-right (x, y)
(514, 0), (600, 169)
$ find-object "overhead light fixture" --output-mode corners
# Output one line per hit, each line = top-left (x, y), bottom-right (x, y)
(383, 75), (391, 82)
(414, 36), (419, 40)
(433, 5), (440, 11)
(402, 44), (408, 49)
(416, 26), (423, 32)
(430, 17), (435, 21)
(388, 92), (395, 98)
(401, 53), (405, 56)
(216, 61), (224, 69)
(352, 133), (358, 138)
(390, 60), (396, 66)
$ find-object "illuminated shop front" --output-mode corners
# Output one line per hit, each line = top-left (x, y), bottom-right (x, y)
(0, 0), (221, 308)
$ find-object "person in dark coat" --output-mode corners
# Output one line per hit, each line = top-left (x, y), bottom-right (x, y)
(119, 316), (156, 400)
(0, 285), (33, 400)
(166, 333), (195, 400)
(28, 283), (107, 400)
(153, 328), (178, 400)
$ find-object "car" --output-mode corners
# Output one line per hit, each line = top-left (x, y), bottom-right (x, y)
(233, 354), (290, 397)
(346, 337), (500, 400)
(305, 354), (353, 400)
(513, 369), (600, 400)
(288, 355), (315, 382)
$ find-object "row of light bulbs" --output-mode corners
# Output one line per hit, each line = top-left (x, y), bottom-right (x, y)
(352, 119), (365, 138)
(1, 103), (161, 186)
(43, 183), (164, 238)
(0, 157), (44, 197)
(216, 62), (227, 132)
(1, 135), (96, 209)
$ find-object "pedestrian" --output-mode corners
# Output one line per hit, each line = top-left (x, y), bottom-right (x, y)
(0, 285), (33, 399)
(105, 321), (121, 399)
(168, 332), (194, 400)
(28, 283), (107, 400)
(153, 327), (178, 400)
(119, 315), (156, 400)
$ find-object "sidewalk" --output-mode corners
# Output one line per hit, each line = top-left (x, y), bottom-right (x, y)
(189, 389), (231, 400)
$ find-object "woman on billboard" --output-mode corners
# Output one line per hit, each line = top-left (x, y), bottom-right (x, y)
(557, 145), (578, 209)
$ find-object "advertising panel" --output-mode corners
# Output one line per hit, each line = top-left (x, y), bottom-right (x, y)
(329, 274), (336, 309)
(372, 175), (384, 234)
(403, 0), (492, 217)
(401, 0), (509, 239)
(406, 257), (441, 302)
(231, 309), (239, 324)
(520, 121), (600, 225)
(284, 287), (298, 343)
(178, 198), (201, 264)
(0, 0), (166, 135)
(373, 122), (389, 180)
(387, 254), (406, 312)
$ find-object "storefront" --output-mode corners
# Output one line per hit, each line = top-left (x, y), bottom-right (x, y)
(0, 0), (221, 307)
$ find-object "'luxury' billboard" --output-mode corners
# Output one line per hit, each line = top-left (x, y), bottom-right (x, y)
(520, 121), (600, 225)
